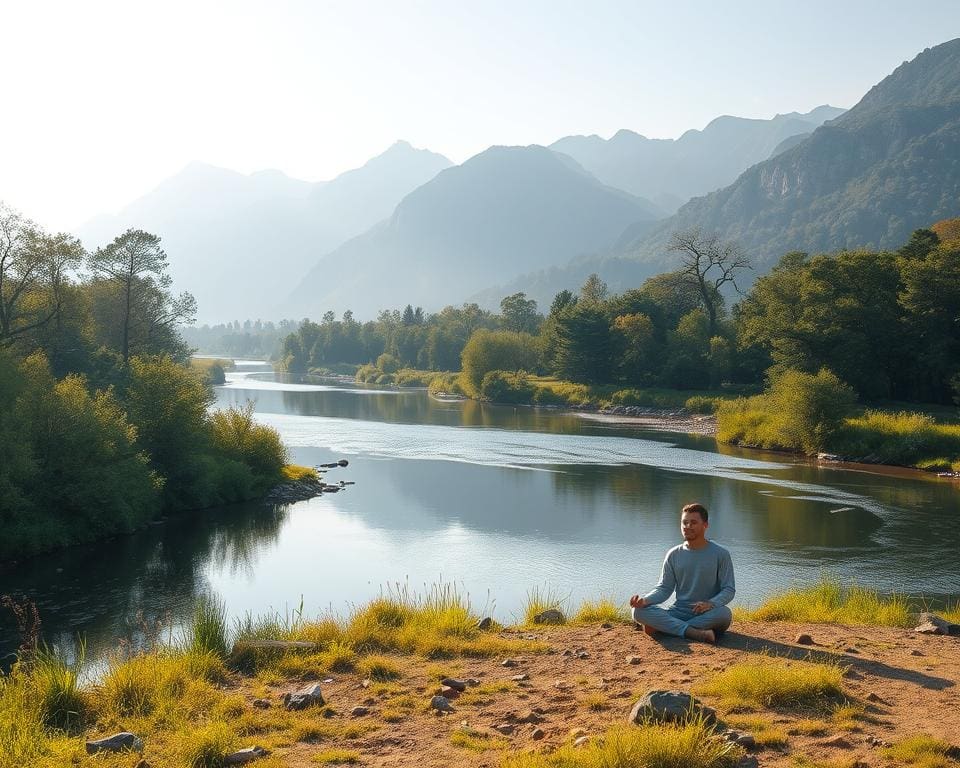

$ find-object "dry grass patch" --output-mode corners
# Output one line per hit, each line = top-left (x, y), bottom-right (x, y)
(451, 726), (510, 752)
(180, 721), (236, 768)
(881, 735), (959, 767)
(501, 721), (743, 768)
(830, 702), (876, 730)
(786, 718), (830, 736)
(697, 658), (846, 712)
(521, 585), (568, 626)
(356, 654), (403, 681)
(721, 714), (789, 747)
(311, 748), (362, 764)
(379, 692), (420, 723)
(581, 692), (611, 711)
(459, 680), (516, 706)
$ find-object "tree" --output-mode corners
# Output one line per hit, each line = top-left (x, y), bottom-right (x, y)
(668, 228), (750, 337)
(553, 303), (613, 383)
(611, 313), (656, 384)
(579, 273), (609, 305)
(0, 203), (82, 348)
(88, 229), (194, 362)
(499, 292), (539, 333)
(460, 329), (539, 397)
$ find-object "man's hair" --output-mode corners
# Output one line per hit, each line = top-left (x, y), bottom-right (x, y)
(682, 503), (709, 523)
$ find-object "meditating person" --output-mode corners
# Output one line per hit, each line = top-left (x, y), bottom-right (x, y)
(629, 502), (735, 643)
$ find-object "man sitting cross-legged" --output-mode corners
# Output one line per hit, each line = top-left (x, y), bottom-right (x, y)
(629, 502), (735, 644)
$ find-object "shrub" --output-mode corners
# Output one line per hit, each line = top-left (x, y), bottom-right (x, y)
(375, 353), (400, 374)
(460, 330), (539, 397)
(685, 395), (719, 414)
(480, 370), (535, 403)
(189, 594), (230, 659)
(209, 402), (287, 485)
(882, 735), (958, 767)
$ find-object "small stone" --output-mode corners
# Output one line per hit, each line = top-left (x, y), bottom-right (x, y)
(466, 678), (481, 686)
(680, 669), (690, 676)
(283, 683), (324, 711)
(252, 698), (271, 709)
(494, 723), (515, 736)
(350, 706), (369, 716)
(736, 757), (759, 768)
(577, 652), (590, 659)
(561, 649), (574, 657)
(85, 733), (144, 755)
(845, 647), (860, 654)
(518, 710), (544, 724)
(910, 649), (924, 656)
(735, 733), (756, 748)
(440, 686), (461, 699)
(626, 655), (642, 665)
(224, 746), (268, 765)
(512, 674), (529, 682)
(554, 680), (571, 689)
(361, 678), (370, 688)
(821, 735), (852, 748)
(865, 691), (887, 704)
(795, 633), (814, 645)
(431, 695), (455, 713)
(569, 728), (587, 739)
(441, 678), (468, 692)
(574, 736), (590, 747)
(502, 658), (519, 667)
(601, 622), (613, 629)
(532, 727), (545, 740)
(477, 616), (493, 630)
(533, 608), (565, 625)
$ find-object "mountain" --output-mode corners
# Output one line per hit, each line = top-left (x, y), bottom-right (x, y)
(618, 38), (960, 273)
(287, 146), (661, 318)
(76, 142), (452, 322)
(550, 106), (845, 213)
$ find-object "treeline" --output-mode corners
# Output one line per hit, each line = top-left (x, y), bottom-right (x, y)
(0, 203), (286, 562)
(180, 319), (298, 360)
(277, 223), (960, 410)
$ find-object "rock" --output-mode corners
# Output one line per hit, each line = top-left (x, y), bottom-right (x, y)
(493, 724), (515, 736)
(818, 453), (840, 462)
(795, 633), (814, 645)
(736, 757), (759, 768)
(85, 733), (144, 755)
(628, 690), (716, 725)
(477, 616), (493, 630)
(532, 727), (545, 740)
(337, 459), (349, 467)
(910, 649), (924, 656)
(502, 658), (520, 667)
(441, 678), (468, 692)
(915, 612), (960, 635)
(361, 678), (370, 688)
(533, 608), (565, 625)
(466, 678), (481, 686)
(283, 683), (324, 711)
(431, 695), (455, 713)
(574, 736), (590, 747)
(511, 674), (529, 682)
(350, 706), (369, 716)
(252, 698), (271, 709)
(865, 691), (888, 704)
(626, 655), (642, 665)
(569, 728), (587, 739)
(440, 686), (460, 699)
(601, 622), (613, 629)
(821, 734), (852, 748)
(224, 746), (268, 765)
(518, 711), (544, 724)
(577, 652), (590, 659)
(561, 649), (573, 657)
(735, 733), (756, 749)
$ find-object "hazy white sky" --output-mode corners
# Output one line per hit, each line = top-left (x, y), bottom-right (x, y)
(2, 0), (958, 230)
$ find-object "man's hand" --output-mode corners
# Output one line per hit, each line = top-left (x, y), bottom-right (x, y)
(629, 594), (648, 609)
(692, 601), (714, 614)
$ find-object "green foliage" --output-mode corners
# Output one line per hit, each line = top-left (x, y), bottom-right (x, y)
(881, 736), (957, 767)
(209, 402), (287, 487)
(460, 329), (539, 397)
(553, 303), (613, 384)
(832, 410), (960, 467)
(479, 370), (535, 403)
(189, 594), (230, 659)
(739, 576), (912, 627)
(28, 645), (88, 732)
(717, 369), (856, 454)
(697, 657), (846, 711)
(376, 352), (400, 374)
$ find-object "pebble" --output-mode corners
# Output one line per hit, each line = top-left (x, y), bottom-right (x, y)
(441, 678), (468, 692)
(865, 691), (888, 704)
(502, 658), (520, 667)
(252, 698), (271, 709)
(350, 706), (369, 716)
(493, 724), (515, 736)
(577, 651), (590, 659)
(626, 655), (642, 665)
(430, 695), (455, 713)
(795, 633), (814, 645)
(511, 673), (529, 682)
(532, 727), (545, 740)
(477, 617), (493, 630)
(574, 736), (590, 747)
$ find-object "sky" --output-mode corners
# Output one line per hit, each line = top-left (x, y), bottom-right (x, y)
(2, 0), (959, 230)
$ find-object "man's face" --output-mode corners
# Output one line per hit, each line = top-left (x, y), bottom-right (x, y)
(681, 511), (707, 542)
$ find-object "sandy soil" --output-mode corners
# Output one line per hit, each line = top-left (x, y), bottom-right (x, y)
(238, 621), (960, 767)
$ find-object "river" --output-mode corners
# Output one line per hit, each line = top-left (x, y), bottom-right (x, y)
(2, 361), (958, 666)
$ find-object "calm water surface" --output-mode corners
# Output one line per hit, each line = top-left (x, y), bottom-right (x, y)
(3, 361), (959, 665)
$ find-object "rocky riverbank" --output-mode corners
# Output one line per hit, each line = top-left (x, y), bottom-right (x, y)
(58, 617), (960, 768)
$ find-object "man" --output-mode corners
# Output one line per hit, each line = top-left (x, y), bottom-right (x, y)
(629, 502), (735, 643)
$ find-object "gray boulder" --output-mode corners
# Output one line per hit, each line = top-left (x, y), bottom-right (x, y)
(915, 612), (960, 635)
(430, 695), (455, 713)
(85, 732), (143, 754)
(533, 608), (565, 625)
(628, 690), (716, 725)
(224, 746), (268, 764)
(283, 683), (324, 710)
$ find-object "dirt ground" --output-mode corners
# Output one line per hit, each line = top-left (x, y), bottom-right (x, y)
(239, 620), (960, 767)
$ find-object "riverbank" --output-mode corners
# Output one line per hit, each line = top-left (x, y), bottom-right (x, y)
(4, 612), (959, 768)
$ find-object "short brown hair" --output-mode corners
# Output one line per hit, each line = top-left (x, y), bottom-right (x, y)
(682, 503), (708, 523)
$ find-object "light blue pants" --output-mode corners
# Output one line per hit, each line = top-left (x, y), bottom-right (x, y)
(632, 603), (732, 638)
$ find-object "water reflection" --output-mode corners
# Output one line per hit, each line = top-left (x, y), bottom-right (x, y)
(3, 375), (958, 668)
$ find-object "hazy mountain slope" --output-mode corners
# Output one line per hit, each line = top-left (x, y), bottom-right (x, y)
(77, 142), (451, 322)
(550, 105), (845, 212)
(287, 146), (660, 318)
(620, 38), (960, 272)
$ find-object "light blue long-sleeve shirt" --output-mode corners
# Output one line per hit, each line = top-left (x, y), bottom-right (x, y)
(642, 540), (736, 609)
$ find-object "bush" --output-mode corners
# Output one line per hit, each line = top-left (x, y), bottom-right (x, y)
(685, 395), (719, 414)
(376, 353), (400, 374)
(209, 402), (287, 486)
(832, 410), (960, 466)
(460, 330), (539, 398)
(480, 370), (535, 403)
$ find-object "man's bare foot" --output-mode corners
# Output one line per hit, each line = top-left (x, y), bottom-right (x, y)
(685, 627), (716, 643)
(643, 624), (657, 637)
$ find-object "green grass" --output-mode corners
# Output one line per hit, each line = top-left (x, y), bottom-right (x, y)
(189, 593), (230, 659)
(882, 735), (959, 767)
(573, 597), (629, 624)
(736, 576), (913, 627)
(356, 654), (402, 681)
(521, 585), (568, 626)
(451, 726), (510, 752)
(697, 658), (846, 712)
(312, 748), (361, 764)
(29, 646), (88, 731)
(722, 714), (789, 747)
(942, 601), (960, 623)
(501, 721), (743, 768)
(281, 464), (319, 481)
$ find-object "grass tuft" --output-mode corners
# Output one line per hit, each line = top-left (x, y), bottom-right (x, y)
(501, 720), (742, 768)
(190, 593), (230, 659)
(450, 726), (510, 752)
(181, 721), (235, 767)
(881, 735), (957, 767)
(312, 748), (361, 764)
(697, 658), (846, 712)
(738, 576), (912, 627)
(573, 598), (629, 624)
(521, 585), (568, 626)
(356, 655), (402, 681)
(29, 645), (88, 731)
